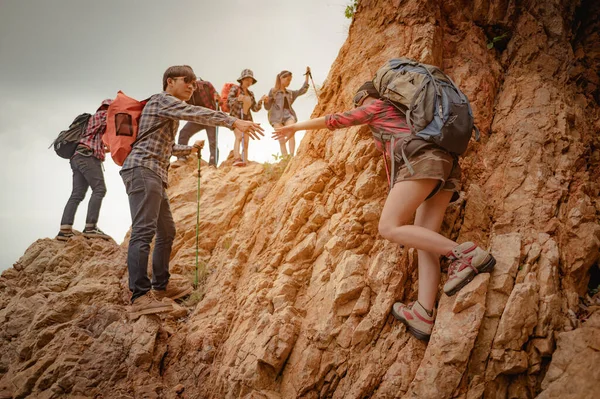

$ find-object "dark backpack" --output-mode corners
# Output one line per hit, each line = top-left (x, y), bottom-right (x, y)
(50, 113), (92, 159)
(188, 79), (217, 109)
(374, 58), (479, 149)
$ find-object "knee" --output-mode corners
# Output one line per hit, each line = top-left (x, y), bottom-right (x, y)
(158, 223), (176, 243)
(166, 223), (176, 242)
(378, 221), (393, 240)
(70, 188), (87, 203)
(129, 228), (155, 245)
(378, 217), (408, 240)
(93, 184), (107, 198)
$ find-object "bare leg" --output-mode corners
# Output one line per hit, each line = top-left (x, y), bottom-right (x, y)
(242, 132), (249, 162)
(413, 190), (453, 311)
(273, 123), (288, 156)
(233, 128), (242, 160)
(285, 118), (296, 156)
(378, 179), (458, 256)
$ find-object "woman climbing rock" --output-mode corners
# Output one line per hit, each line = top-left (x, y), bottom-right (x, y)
(273, 81), (496, 341)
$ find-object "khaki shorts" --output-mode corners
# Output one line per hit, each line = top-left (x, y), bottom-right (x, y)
(393, 145), (461, 202)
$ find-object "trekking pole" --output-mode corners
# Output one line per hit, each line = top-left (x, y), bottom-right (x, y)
(240, 107), (246, 164)
(215, 100), (220, 165)
(193, 141), (203, 289)
(304, 68), (319, 98)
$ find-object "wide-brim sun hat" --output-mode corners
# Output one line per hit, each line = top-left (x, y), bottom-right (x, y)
(237, 69), (257, 85)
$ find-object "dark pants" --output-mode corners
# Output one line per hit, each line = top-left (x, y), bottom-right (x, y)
(121, 167), (175, 301)
(60, 154), (106, 226)
(178, 122), (218, 165)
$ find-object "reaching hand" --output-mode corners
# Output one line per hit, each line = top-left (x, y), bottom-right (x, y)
(272, 124), (296, 143)
(233, 120), (264, 140)
(306, 66), (311, 75)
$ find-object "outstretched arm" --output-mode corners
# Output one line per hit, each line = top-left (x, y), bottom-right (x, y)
(272, 117), (327, 142)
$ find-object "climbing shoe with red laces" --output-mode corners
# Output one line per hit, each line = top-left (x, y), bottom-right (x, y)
(391, 300), (435, 341)
(443, 242), (496, 296)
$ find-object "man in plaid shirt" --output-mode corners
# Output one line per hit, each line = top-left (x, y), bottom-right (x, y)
(57, 98), (113, 242)
(122, 65), (263, 318)
(178, 79), (221, 166)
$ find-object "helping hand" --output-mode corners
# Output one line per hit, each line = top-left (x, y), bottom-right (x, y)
(272, 124), (296, 143)
(233, 120), (264, 140)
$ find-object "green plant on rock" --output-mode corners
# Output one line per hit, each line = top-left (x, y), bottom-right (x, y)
(262, 153), (291, 181)
(222, 236), (233, 250)
(345, 0), (359, 19)
(487, 32), (510, 49)
(183, 289), (204, 307)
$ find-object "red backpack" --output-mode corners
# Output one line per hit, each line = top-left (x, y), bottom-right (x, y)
(219, 83), (238, 113)
(103, 91), (148, 166)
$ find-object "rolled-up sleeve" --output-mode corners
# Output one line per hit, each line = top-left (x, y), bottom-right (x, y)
(251, 91), (261, 112)
(324, 103), (377, 130)
(264, 89), (274, 110)
(291, 82), (309, 102)
(171, 144), (193, 157)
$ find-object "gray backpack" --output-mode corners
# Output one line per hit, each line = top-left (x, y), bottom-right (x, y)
(49, 113), (92, 159)
(373, 58), (479, 174)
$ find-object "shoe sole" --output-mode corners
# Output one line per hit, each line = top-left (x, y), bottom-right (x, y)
(83, 233), (111, 240)
(445, 255), (497, 297)
(155, 286), (193, 301)
(129, 304), (173, 320)
(391, 307), (431, 341)
(56, 236), (72, 242)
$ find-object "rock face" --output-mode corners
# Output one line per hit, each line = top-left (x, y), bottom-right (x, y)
(2, 0), (600, 398)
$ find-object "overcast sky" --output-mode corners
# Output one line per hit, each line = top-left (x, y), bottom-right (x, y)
(0, 0), (350, 271)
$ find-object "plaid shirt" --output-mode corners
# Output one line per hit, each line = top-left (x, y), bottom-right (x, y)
(227, 85), (262, 121)
(188, 80), (218, 110)
(325, 99), (410, 155)
(122, 92), (236, 185)
(77, 109), (108, 161)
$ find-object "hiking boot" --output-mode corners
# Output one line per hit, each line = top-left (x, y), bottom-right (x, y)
(56, 230), (74, 241)
(153, 278), (193, 301)
(232, 158), (246, 167)
(129, 291), (173, 320)
(443, 242), (496, 296)
(83, 226), (111, 240)
(391, 301), (434, 341)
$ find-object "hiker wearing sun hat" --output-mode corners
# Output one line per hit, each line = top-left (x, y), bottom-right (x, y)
(227, 69), (265, 166)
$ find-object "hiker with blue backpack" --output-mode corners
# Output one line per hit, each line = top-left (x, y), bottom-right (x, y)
(120, 65), (263, 319)
(273, 59), (496, 341)
(55, 99), (113, 241)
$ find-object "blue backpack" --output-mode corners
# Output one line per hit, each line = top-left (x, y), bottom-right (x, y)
(373, 58), (480, 174)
